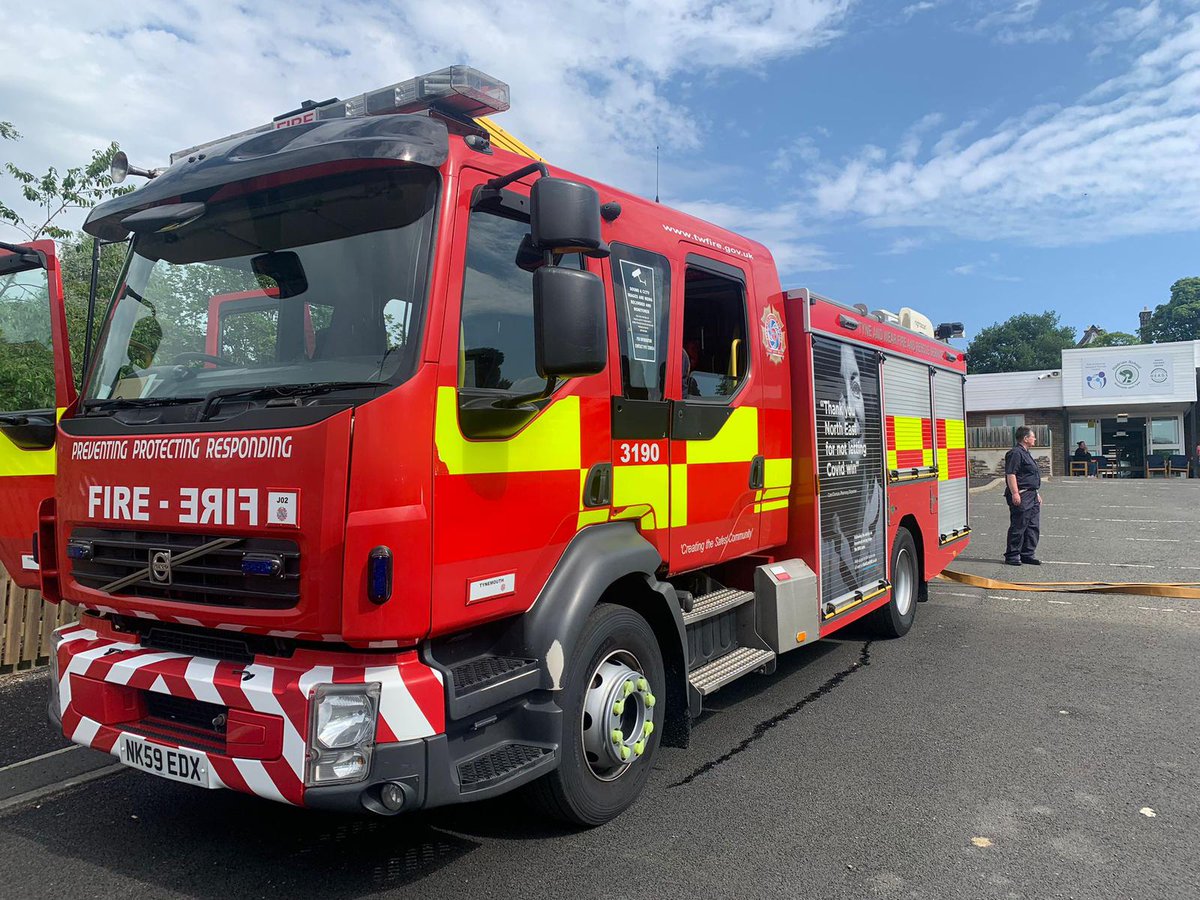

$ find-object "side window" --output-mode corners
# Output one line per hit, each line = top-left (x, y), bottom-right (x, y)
(611, 243), (671, 401)
(460, 209), (546, 395)
(681, 263), (748, 401)
(0, 261), (55, 413)
(459, 206), (586, 395)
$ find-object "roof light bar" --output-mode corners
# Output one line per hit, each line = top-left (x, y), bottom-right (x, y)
(171, 65), (509, 163)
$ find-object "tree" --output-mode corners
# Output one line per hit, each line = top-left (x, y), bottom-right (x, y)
(1088, 330), (1139, 347)
(1141, 277), (1200, 343)
(966, 311), (1076, 374)
(2, 128), (133, 402)
(2, 132), (132, 241)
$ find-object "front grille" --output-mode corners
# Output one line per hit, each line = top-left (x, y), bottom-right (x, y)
(70, 527), (299, 608)
(137, 622), (295, 664)
(132, 692), (229, 754)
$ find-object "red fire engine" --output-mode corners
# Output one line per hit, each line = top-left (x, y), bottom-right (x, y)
(0, 66), (969, 825)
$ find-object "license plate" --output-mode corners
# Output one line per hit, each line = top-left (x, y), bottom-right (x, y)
(118, 734), (215, 788)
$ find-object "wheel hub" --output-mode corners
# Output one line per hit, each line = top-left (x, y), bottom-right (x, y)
(581, 652), (656, 780)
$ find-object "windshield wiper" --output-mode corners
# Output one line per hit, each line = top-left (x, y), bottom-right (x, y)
(200, 380), (385, 420)
(84, 396), (206, 415)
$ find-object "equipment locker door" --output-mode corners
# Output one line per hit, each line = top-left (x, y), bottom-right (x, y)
(932, 368), (968, 542)
(883, 356), (935, 483)
(0, 240), (74, 586)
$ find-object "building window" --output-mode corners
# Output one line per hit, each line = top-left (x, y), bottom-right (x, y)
(1150, 416), (1181, 452)
(1069, 420), (1099, 449)
(986, 413), (1025, 428)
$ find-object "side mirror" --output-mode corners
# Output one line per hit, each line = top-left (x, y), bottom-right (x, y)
(251, 251), (309, 299)
(530, 178), (608, 258)
(534, 267), (607, 379)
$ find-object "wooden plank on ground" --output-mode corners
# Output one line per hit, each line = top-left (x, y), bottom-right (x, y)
(20, 587), (41, 669)
(2, 575), (21, 671)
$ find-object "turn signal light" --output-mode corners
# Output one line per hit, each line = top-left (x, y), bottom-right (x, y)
(368, 546), (393, 604)
(241, 553), (282, 577)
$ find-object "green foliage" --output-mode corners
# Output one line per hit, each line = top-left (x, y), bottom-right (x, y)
(966, 311), (1076, 374)
(2, 140), (134, 241)
(1088, 330), (1139, 347)
(1, 126), (134, 408)
(1141, 277), (1200, 343)
(0, 267), (56, 411)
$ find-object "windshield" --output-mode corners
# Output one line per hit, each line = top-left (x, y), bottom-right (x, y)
(86, 167), (438, 404)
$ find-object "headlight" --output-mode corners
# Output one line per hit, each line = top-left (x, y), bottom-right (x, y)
(306, 683), (380, 786)
(316, 691), (375, 749)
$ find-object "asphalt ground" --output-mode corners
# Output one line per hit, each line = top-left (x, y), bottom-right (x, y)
(0, 477), (1197, 899)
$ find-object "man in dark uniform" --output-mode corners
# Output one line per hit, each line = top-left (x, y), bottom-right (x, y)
(1004, 426), (1043, 566)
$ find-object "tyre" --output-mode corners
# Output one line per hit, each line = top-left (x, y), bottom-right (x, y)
(872, 527), (918, 638)
(529, 603), (665, 826)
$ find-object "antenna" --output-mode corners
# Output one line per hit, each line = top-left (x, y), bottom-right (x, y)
(655, 144), (660, 204)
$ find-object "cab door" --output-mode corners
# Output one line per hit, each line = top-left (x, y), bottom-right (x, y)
(429, 167), (612, 635)
(666, 252), (762, 572)
(0, 240), (74, 586)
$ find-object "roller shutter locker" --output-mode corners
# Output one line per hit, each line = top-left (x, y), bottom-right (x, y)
(933, 370), (968, 541)
(883, 356), (934, 481)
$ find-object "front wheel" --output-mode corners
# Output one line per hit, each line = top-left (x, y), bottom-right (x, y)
(529, 603), (664, 826)
(872, 527), (918, 638)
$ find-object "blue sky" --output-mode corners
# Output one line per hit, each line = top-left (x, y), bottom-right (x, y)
(3, 0), (1199, 343)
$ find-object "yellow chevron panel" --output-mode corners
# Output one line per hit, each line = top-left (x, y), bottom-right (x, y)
(685, 406), (758, 464)
(0, 407), (63, 478)
(435, 387), (580, 475)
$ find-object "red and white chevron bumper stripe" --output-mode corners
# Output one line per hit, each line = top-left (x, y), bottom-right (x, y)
(52, 615), (445, 806)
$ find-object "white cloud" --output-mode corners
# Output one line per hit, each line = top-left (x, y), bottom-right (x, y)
(882, 237), (925, 255)
(807, 9), (1200, 247)
(0, 1), (854, 238)
(669, 197), (840, 271)
(902, 2), (940, 20)
(973, 0), (1044, 32)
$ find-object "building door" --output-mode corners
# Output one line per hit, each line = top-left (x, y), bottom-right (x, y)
(1101, 417), (1146, 477)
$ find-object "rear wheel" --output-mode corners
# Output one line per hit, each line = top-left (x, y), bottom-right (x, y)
(530, 603), (664, 826)
(873, 527), (918, 638)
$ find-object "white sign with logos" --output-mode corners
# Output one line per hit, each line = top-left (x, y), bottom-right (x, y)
(1080, 352), (1173, 398)
(1062, 343), (1197, 406)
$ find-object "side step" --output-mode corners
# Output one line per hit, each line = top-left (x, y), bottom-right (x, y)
(682, 588), (753, 626)
(457, 743), (555, 794)
(446, 655), (540, 720)
(688, 646), (776, 696)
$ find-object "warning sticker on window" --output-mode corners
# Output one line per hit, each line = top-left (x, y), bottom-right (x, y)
(618, 259), (658, 363)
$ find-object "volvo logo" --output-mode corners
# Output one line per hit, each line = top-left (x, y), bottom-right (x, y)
(149, 549), (173, 584)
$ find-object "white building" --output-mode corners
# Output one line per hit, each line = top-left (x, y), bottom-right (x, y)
(965, 341), (1199, 477)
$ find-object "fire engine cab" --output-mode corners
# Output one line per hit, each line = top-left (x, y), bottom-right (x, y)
(0, 66), (969, 825)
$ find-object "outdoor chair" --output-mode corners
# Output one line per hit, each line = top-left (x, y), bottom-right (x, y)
(1094, 457), (1116, 478)
(1145, 453), (1167, 477)
(1168, 454), (1190, 478)
(1069, 460), (1088, 476)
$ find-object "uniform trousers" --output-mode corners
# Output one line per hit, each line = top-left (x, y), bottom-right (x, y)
(1005, 491), (1040, 561)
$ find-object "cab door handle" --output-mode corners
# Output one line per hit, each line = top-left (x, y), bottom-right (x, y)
(583, 463), (612, 508)
(749, 455), (765, 490)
